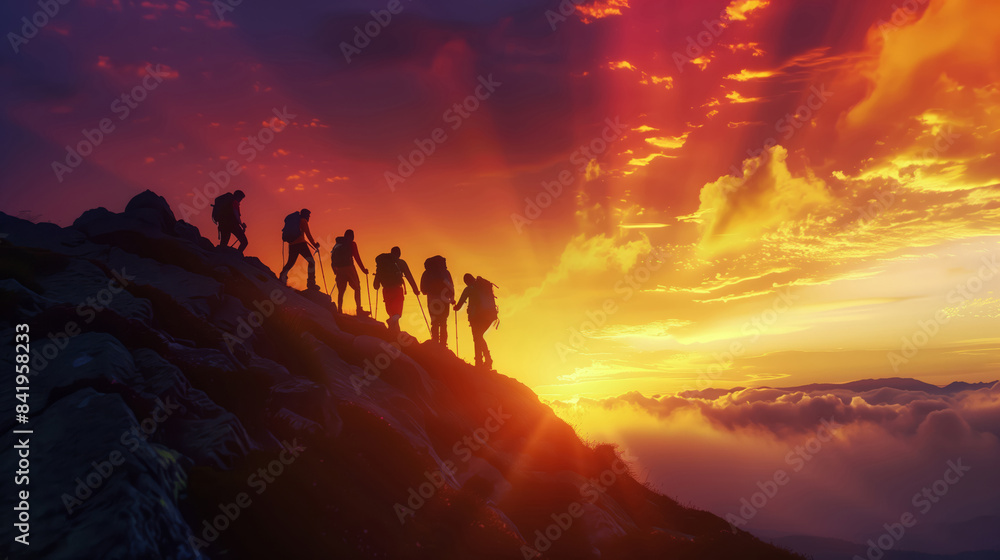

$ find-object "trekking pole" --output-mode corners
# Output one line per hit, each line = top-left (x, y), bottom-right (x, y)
(416, 294), (431, 337)
(454, 311), (459, 356)
(365, 273), (372, 316)
(315, 248), (330, 295)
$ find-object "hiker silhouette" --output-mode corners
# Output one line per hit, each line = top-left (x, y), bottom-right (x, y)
(331, 229), (369, 315)
(279, 208), (320, 289)
(213, 190), (247, 253)
(455, 273), (499, 370)
(420, 255), (455, 347)
(373, 246), (419, 335)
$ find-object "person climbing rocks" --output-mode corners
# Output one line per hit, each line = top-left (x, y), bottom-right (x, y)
(420, 255), (455, 347)
(278, 208), (320, 289)
(212, 190), (247, 253)
(454, 273), (499, 370)
(331, 229), (369, 315)
(373, 246), (419, 335)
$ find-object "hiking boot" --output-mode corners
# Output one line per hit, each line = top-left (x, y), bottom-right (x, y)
(278, 271), (288, 285)
(357, 309), (370, 317)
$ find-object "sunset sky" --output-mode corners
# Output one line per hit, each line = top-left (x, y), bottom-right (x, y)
(3, 0), (1000, 402)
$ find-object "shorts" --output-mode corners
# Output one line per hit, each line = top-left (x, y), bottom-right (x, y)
(383, 285), (404, 317)
(334, 265), (360, 291)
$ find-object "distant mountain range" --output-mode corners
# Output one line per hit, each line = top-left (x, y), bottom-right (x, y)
(679, 377), (997, 399)
(758, 514), (1000, 560)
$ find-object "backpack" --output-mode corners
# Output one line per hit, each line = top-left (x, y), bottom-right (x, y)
(331, 237), (352, 267)
(421, 256), (451, 298)
(374, 253), (403, 288)
(470, 276), (499, 325)
(211, 193), (235, 225)
(281, 212), (301, 243)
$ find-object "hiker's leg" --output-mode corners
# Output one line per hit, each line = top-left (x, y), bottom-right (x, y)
(281, 247), (301, 277)
(482, 329), (492, 369)
(334, 270), (346, 311)
(384, 286), (403, 333)
(471, 323), (485, 365)
(350, 270), (362, 312)
(219, 228), (232, 248)
(233, 227), (248, 253)
(304, 250), (316, 287)
(442, 307), (450, 346)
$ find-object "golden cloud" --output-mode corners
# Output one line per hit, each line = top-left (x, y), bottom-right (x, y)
(695, 145), (833, 254)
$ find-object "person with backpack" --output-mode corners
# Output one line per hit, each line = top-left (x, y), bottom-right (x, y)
(278, 208), (320, 289)
(212, 190), (247, 253)
(331, 229), (369, 315)
(454, 273), (499, 370)
(372, 246), (419, 334)
(420, 255), (454, 347)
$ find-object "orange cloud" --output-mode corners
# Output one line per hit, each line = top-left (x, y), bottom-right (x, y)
(725, 90), (762, 104)
(576, 0), (630, 23)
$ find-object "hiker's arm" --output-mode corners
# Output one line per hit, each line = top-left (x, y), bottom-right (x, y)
(402, 263), (419, 294)
(445, 273), (455, 303)
(353, 243), (367, 274)
(303, 222), (318, 248)
(454, 287), (470, 310)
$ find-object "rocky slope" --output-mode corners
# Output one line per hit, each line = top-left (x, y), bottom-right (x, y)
(0, 191), (803, 559)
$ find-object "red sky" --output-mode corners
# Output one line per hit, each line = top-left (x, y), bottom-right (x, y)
(4, 0), (1000, 548)
(2, 0), (1000, 400)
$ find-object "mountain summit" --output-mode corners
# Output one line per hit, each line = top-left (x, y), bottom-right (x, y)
(0, 191), (802, 559)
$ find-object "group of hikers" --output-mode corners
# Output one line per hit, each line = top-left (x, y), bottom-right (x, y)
(211, 190), (499, 370)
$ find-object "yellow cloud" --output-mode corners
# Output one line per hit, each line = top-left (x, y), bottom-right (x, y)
(695, 145), (833, 254)
(725, 0), (770, 22)
(645, 132), (690, 150)
(725, 69), (777, 81)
